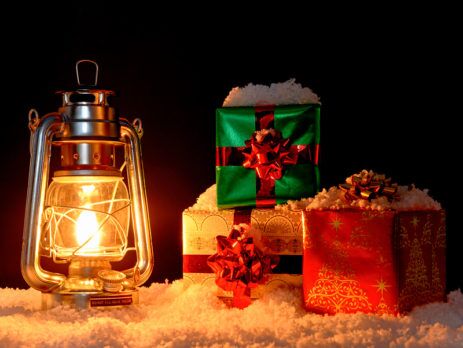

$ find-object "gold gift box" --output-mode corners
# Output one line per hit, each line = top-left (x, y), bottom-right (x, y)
(182, 208), (303, 298)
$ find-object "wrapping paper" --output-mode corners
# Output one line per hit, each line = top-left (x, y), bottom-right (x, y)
(302, 209), (446, 315)
(183, 208), (304, 299)
(216, 104), (320, 208)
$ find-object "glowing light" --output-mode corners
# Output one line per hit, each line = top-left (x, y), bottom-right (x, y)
(81, 185), (95, 195)
(75, 210), (100, 250)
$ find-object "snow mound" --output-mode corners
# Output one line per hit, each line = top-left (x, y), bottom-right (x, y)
(223, 79), (320, 107)
(187, 184), (218, 212)
(189, 182), (441, 213)
(1, 283), (462, 347)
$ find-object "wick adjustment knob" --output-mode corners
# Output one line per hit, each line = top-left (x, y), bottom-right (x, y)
(98, 270), (126, 293)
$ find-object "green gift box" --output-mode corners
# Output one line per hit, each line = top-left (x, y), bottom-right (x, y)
(216, 104), (320, 208)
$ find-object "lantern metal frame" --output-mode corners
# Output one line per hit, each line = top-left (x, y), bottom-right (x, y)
(21, 60), (153, 309)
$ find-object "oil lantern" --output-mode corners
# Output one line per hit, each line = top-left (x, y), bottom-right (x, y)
(22, 60), (153, 308)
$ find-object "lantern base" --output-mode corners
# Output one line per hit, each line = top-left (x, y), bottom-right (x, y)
(41, 289), (139, 309)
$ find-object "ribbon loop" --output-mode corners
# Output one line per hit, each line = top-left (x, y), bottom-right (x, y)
(242, 128), (299, 182)
(340, 170), (399, 202)
(207, 223), (279, 308)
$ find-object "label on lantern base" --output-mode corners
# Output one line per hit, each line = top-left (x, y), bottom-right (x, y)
(90, 294), (133, 307)
(41, 290), (139, 309)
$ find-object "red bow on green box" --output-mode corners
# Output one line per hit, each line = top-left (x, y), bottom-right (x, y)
(216, 104), (320, 208)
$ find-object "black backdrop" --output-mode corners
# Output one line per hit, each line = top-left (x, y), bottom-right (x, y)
(0, 4), (460, 291)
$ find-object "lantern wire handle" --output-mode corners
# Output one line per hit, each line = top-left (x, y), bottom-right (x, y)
(28, 109), (40, 156)
(75, 60), (99, 87)
(28, 110), (67, 156)
(132, 118), (143, 138)
(28, 109), (40, 132)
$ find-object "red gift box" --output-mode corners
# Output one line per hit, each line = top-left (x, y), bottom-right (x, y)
(302, 209), (446, 315)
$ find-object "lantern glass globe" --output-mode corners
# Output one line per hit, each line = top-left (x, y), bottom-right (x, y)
(42, 175), (130, 260)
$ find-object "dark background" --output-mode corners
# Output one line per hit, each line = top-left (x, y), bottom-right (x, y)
(0, 4), (460, 291)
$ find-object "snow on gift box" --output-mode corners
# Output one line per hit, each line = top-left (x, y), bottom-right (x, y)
(216, 79), (320, 208)
(299, 170), (445, 315)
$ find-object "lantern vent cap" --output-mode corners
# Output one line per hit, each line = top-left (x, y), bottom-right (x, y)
(56, 60), (115, 106)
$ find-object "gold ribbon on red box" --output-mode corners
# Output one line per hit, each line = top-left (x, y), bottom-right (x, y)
(339, 170), (398, 201)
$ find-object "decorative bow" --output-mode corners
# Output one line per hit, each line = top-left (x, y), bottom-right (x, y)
(207, 224), (279, 309)
(242, 129), (298, 180)
(339, 170), (399, 201)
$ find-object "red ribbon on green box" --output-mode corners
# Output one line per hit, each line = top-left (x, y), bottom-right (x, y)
(216, 104), (320, 208)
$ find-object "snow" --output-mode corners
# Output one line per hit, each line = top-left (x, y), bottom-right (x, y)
(281, 185), (441, 212)
(1, 283), (462, 347)
(188, 182), (441, 213)
(223, 79), (320, 107)
(188, 184), (218, 212)
(279, 170), (442, 211)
